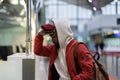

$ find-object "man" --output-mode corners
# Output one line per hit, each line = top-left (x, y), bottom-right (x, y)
(34, 18), (94, 80)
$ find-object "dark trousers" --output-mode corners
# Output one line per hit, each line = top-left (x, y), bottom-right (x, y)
(50, 64), (60, 80)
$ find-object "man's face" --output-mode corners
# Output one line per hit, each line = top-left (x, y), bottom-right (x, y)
(44, 29), (60, 49)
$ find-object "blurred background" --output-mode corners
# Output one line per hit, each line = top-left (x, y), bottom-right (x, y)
(0, 0), (120, 80)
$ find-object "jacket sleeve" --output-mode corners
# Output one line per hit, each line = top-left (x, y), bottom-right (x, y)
(73, 44), (94, 80)
(34, 34), (54, 57)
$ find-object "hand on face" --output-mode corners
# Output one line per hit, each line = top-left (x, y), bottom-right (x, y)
(38, 29), (46, 36)
(38, 28), (60, 49)
(45, 29), (59, 49)
(45, 29), (56, 38)
(38, 29), (56, 37)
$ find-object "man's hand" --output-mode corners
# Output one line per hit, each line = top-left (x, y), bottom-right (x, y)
(38, 29), (46, 36)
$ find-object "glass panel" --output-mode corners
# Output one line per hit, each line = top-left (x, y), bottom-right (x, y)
(78, 7), (92, 18)
(118, 1), (120, 14)
(78, 20), (89, 32)
(45, 0), (91, 32)
(70, 19), (77, 25)
(45, 0), (57, 5)
(46, 5), (57, 18)
(58, 5), (77, 18)
(102, 4), (116, 15)
(58, 0), (67, 5)
(111, 1), (116, 5)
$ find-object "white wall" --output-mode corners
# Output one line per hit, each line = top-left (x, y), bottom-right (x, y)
(0, 61), (22, 80)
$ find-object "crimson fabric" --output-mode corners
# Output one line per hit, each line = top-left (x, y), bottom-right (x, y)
(34, 34), (94, 80)
(41, 24), (55, 30)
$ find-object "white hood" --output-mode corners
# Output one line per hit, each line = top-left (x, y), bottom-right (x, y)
(51, 18), (73, 80)
(51, 18), (74, 48)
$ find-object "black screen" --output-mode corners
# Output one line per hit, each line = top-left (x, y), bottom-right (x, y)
(117, 18), (120, 24)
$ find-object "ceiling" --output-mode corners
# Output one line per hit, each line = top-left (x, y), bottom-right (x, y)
(61, 0), (114, 9)
(0, 0), (116, 28)
(0, 0), (25, 28)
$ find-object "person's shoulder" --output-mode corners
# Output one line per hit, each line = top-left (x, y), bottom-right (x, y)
(77, 42), (89, 51)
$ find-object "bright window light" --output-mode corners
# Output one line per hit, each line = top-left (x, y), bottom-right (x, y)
(114, 0), (118, 2)
(10, 0), (18, 5)
(0, 0), (3, 4)
(113, 30), (119, 33)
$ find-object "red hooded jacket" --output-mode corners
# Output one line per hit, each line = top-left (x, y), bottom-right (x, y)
(34, 34), (94, 80)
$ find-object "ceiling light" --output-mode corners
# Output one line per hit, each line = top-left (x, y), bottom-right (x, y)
(88, 0), (92, 3)
(93, 7), (96, 11)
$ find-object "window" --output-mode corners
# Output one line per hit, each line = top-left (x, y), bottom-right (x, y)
(118, 1), (120, 14)
(58, 5), (77, 18)
(45, 0), (92, 33)
(102, 1), (120, 15)
(46, 5), (57, 18)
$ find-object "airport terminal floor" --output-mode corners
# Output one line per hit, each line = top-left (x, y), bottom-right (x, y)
(37, 52), (120, 80)
(99, 52), (120, 80)
(0, 51), (120, 80)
